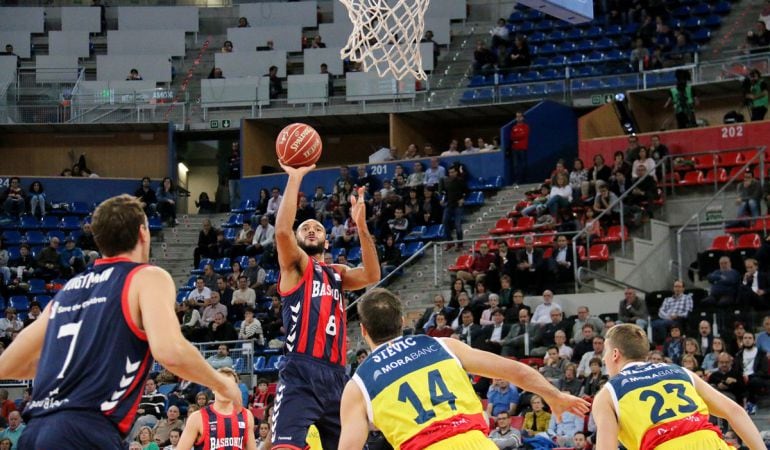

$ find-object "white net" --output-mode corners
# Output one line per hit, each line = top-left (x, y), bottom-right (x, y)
(339, 0), (430, 80)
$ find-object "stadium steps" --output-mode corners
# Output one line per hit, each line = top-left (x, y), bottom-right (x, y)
(703, 0), (767, 61)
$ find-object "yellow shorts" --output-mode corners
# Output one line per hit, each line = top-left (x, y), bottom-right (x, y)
(655, 430), (734, 450)
(423, 431), (499, 450)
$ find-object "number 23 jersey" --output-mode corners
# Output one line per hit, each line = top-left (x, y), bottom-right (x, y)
(605, 362), (724, 450)
(352, 335), (488, 450)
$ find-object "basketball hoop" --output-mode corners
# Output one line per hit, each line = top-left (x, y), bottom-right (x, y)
(339, 0), (430, 80)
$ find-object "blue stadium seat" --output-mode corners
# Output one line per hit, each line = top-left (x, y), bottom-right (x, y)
(693, 28), (711, 44)
(253, 356), (266, 372)
(40, 216), (61, 231)
(520, 70), (541, 82)
(468, 75), (488, 87)
(24, 231), (47, 246)
(475, 88), (494, 102)
(568, 53), (586, 65)
(223, 228), (238, 242)
(585, 26), (604, 39)
(535, 19), (554, 31)
(2, 231), (22, 246)
(60, 216), (81, 231)
(531, 57), (549, 68)
(9, 296), (29, 313)
(35, 295), (52, 308)
(672, 6), (690, 18)
(684, 17), (702, 30)
(233, 358), (245, 373)
(537, 43), (557, 56)
(158, 383), (176, 397)
(403, 241), (425, 259)
(403, 226), (426, 242)
(713, 1), (730, 15)
(459, 90), (476, 104)
(231, 199), (256, 214)
(213, 257), (231, 273)
(565, 28), (583, 41)
(508, 11), (525, 23)
(19, 215), (40, 231)
(222, 214), (245, 228)
(47, 230), (66, 244)
(499, 86), (514, 100)
(556, 42), (575, 54)
(236, 256), (250, 270)
(703, 15), (722, 28)
(6, 247), (20, 262)
(264, 270), (279, 285)
(623, 23), (640, 35)
(539, 68), (560, 80)
(347, 246), (362, 264)
(191, 258), (213, 275)
(464, 191), (485, 207)
(692, 3), (711, 16)
(529, 31), (547, 44)
(69, 202), (91, 216)
(0, 296), (5, 310)
(484, 176), (504, 190)
(517, 21), (534, 33)
(331, 247), (346, 261)
(422, 225), (445, 241)
(547, 30), (565, 42)
(176, 291), (189, 304)
(184, 275), (197, 289)
(28, 279), (47, 296)
(576, 40), (594, 53)
(502, 72), (521, 84)
(548, 55), (568, 67)
(148, 215), (163, 232)
(594, 38), (616, 51)
(605, 24), (623, 37)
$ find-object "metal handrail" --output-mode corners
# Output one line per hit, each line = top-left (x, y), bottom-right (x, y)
(675, 146), (767, 280)
(577, 266), (648, 295)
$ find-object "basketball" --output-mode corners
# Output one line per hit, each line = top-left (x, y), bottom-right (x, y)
(275, 123), (323, 168)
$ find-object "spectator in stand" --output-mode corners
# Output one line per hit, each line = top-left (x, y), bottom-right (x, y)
(238, 307), (264, 346)
(617, 288), (649, 329)
(420, 30), (440, 69)
(249, 214), (275, 259)
(489, 18), (511, 50)
(746, 21), (770, 53)
(631, 147), (656, 181)
(709, 352), (746, 405)
(758, 316), (770, 353)
(200, 264), (217, 291)
(480, 294), (501, 326)
(627, 165), (659, 218)
(522, 395), (550, 436)
(0, 308), (22, 347)
(232, 276), (256, 320)
(266, 65), (282, 99)
(457, 242), (497, 286)
(531, 290), (561, 326)
(439, 165), (468, 251)
(212, 230), (231, 259)
(577, 336), (606, 377)
(506, 35), (530, 69)
(684, 337), (704, 367)
(651, 279), (692, 343)
(516, 238), (546, 294)
(535, 308), (569, 354)
(521, 184), (551, 217)
(453, 308), (480, 346)
(696, 320), (715, 355)
(262, 293), (283, 341)
(0, 389), (15, 421)
(27, 180), (46, 217)
(387, 207), (409, 241)
(580, 357), (607, 397)
(406, 161), (425, 188)
(251, 379), (274, 409)
(230, 222), (254, 257)
(403, 143), (420, 159)
(1, 177), (25, 217)
(702, 337), (727, 374)
(589, 154), (612, 194)
(201, 291), (228, 328)
(478, 308), (510, 354)
(569, 158), (589, 200)
(221, 40), (233, 53)
(206, 344), (234, 369)
(208, 314), (239, 342)
(492, 246), (515, 296)
(736, 170), (762, 218)
(461, 137), (480, 154)
(735, 332), (770, 415)
(629, 38), (650, 71)
(570, 306), (603, 344)
(609, 168), (632, 198)
(441, 139), (460, 156)
(0, 411), (23, 448)
(488, 411), (522, 450)
(624, 134), (642, 163)
(8, 244), (35, 282)
(745, 69), (769, 122)
(572, 324), (596, 364)
(207, 67), (224, 79)
(473, 40), (496, 75)
(227, 141), (241, 210)
(663, 324), (685, 364)
(416, 294), (454, 332)
(310, 35), (326, 49)
(610, 151), (632, 183)
(540, 345), (568, 385)
(378, 234), (402, 281)
(153, 405), (184, 447)
(426, 313), (454, 338)
(559, 363), (581, 396)
(265, 187), (282, 219)
(187, 277), (212, 307)
(486, 378), (519, 417)
(156, 177), (178, 227)
(547, 235), (575, 285)
(0, 241), (10, 285)
(214, 276), (234, 318)
(37, 237), (62, 279)
(702, 256), (741, 307)
(126, 68), (143, 80)
(424, 157), (446, 188)
(59, 237), (85, 276)
(194, 219), (217, 269)
(129, 379), (167, 441)
(135, 177), (158, 216)
(501, 308), (536, 357)
(539, 410), (584, 447)
(510, 111), (530, 184)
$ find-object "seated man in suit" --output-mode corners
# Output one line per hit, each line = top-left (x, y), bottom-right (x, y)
(501, 308), (536, 358)
(738, 258), (770, 311)
(452, 309), (481, 348)
(514, 235), (545, 294)
(477, 308), (510, 354)
(547, 234), (575, 284)
(414, 293), (455, 333)
(702, 256), (741, 307)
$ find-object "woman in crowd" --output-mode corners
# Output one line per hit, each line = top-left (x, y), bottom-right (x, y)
(449, 278), (469, 308)
(580, 357), (606, 397)
(136, 426), (160, 450)
(569, 158), (589, 201)
(28, 181), (46, 217)
(632, 146), (656, 180)
(522, 394), (551, 437)
(156, 177), (178, 226)
(558, 363), (582, 396)
(701, 336), (726, 374)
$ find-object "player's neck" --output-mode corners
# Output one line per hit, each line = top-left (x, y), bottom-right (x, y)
(101, 249), (146, 264)
(212, 399), (235, 414)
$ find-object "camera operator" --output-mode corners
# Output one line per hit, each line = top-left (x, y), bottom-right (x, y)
(664, 69), (698, 129)
(745, 69), (769, 121)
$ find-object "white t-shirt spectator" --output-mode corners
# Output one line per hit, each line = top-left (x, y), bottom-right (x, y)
(233, 287), (257, 309)
(187, 287), (212, 304)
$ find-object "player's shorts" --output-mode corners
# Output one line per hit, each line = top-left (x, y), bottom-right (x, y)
(18, 410), (125, 450)
(656, 430), (735, 450)
(271, 353), (348, 450)
(424, 430), (498, 450)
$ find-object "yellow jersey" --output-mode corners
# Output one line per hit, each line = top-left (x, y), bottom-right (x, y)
(605, 362), (732, 450)
(351, 335), (488, 450)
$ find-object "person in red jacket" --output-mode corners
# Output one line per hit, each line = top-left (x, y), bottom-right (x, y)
(510, 111), (530, 184)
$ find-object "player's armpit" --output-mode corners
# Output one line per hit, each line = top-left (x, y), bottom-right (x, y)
(176, 410), (202, 450)
(338, 380), (370, 450)
(591, 388), (620, 450)
(0, 303), (51, 379)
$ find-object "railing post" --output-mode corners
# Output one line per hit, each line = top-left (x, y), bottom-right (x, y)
(619, 200), (626, 256)
(433, 243), (439, 287)
(572, 238), (580, 292)
(677, 231), (683, 281)
(712, 156), (718, 191)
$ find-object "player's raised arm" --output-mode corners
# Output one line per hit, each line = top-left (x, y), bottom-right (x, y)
(0, 303), (51, 379)
(175, 409), (202, 450)
(441, 337), (590, 420)
(275, 163), (315, 277)
(338, 380), (371, 450)
(688, 369), (765, 449)
(133, 266), (241, 407)
(336, 187), (380, 291)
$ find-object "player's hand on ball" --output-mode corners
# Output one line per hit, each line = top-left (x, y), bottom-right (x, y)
(548, 392), (591, 422)
(350, 187), (367, 224)
(280, 162), (316, 178)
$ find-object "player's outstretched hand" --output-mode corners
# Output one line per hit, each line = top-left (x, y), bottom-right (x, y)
(217, 373), (244, 408)
(547, 392), (591, 422)
(279, 163), (316, 178)
(350, 187), (367, 224)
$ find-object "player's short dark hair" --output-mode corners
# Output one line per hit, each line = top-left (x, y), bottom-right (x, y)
(218, 367), (239, 383)
(357, 288), (403, 345)
(91, 194), (146, 257)
(605, 323), (649, 362)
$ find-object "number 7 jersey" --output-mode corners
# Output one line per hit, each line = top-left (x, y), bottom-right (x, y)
(605, 362), (729, 450)
(352, 335), (488, 450)
(24, 258), (153, 437)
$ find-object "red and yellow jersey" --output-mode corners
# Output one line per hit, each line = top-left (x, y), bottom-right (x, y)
(351, 335), (488, 450)
(605, 362), (732, 450)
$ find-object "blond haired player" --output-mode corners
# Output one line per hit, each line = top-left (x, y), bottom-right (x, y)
(592, 324), (764, 450)
(338, 288), (589, 450)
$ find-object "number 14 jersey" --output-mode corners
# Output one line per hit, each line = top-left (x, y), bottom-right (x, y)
(605, 362), (728, 450)
(352, 335), (488, 450)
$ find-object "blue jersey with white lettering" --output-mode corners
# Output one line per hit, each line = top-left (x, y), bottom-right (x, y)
(24, 257), (154, 437)
(277, 258), (347, 366)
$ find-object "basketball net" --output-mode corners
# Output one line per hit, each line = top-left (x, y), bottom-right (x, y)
(339, 0), (430, 81)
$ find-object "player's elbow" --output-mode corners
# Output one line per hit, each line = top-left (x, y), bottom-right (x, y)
(152, 341), (187, 370)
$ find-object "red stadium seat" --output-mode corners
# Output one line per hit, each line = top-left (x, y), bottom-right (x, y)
(519, 357), (544, 368)
(701, 168), (727, 184)
(576, 246), (586, 261)
(473, 238), (498, 252)
(752, 218), (770, 232)
(489, 218), (514, 235)
(534, 232), (555, 247)
(679, 170), (704, 185)
(736, 233), (761, 250)
(719, 152), (744, 167)
(448, 254), (474, 272)
(507, 237), (526, 249)
(660, 172), (680, 188)
(511, 216), (535, 233)
(543, 247), (553, 258)
(694, 154), (719, 170)
(597, 225), (628, 243)
(707, 235), (735, 251)
(585, 244), (610, 262)
(510, 416), (524, 430)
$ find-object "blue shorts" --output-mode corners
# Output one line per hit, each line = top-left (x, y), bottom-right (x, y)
(271, 353), (348, 449)
(18, 410), (125, 450)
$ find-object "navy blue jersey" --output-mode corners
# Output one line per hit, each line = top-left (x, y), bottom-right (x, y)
(25, 257), (154, 437)
(278, 258), (347, 366)
(193, 405), (248, 450)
